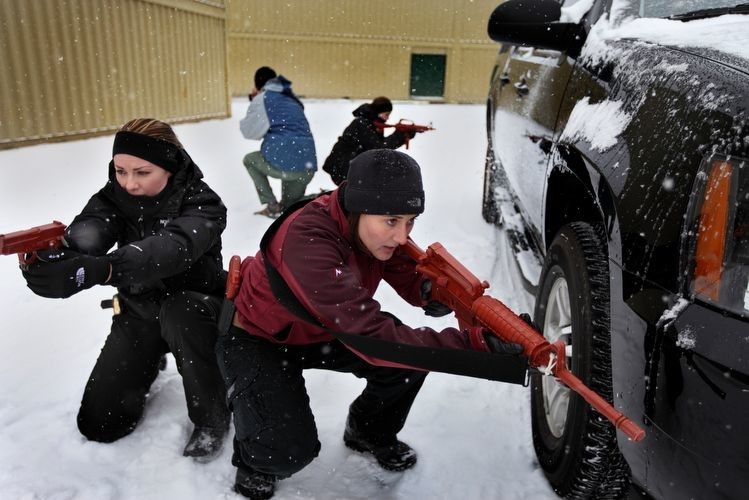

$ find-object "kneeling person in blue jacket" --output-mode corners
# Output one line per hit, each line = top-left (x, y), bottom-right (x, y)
(240, 66), (318, 218)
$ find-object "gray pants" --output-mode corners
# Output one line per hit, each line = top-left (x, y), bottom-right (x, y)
(243, 151), (315, 207)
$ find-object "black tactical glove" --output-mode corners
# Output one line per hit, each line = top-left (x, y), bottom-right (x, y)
(22, 248), (111, 299)
(482, 313), (537, 355)
(467, 326), (524, 355)
(519, 312), (540, 331)
(420, 279), (452, 317)
(424, 301), (452, 317)
(394, 129), (416, 143)
(484, 333), (524, 355)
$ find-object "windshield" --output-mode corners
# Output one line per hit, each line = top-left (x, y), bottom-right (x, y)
(641, 0), (746, 18)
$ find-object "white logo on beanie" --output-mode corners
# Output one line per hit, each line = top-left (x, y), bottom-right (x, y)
(407, 198), (422, 208)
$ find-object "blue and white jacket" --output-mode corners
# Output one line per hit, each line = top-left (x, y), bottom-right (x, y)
(240, 76), (317, 173)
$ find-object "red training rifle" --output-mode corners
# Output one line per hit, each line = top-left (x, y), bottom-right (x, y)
(374, 119), (435, 149)
(403, 238), (645, 442)
(0, 221), (67, 268)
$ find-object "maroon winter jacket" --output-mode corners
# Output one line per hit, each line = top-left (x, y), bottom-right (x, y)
(233, 188), (487, 367)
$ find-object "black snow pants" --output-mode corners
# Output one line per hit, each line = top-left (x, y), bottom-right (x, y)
(215, 326), (428, 478)
(77, 290), (230, 443)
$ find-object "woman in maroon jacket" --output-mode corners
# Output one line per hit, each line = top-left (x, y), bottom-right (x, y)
(217, 149), (527, 499)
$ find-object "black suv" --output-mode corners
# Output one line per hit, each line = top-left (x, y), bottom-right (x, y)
(483, 1), (749, 498)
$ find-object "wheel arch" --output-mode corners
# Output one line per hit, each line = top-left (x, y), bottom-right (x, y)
(545, 166), (599, 247)
(544, 149), (621, 261)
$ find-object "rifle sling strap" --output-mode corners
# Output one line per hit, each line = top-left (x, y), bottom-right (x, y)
(259, 196), (528, 385)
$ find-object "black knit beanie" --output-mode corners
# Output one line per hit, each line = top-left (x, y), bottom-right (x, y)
(254, 66), (277, 90)
(370, 96), (393, 115)
(344, 149), (425, 215)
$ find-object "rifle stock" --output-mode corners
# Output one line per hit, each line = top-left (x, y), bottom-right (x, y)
(403, 238), (645, 442)
(0, 221), (67, 267)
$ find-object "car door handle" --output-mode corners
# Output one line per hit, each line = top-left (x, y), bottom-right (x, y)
(514, 77), (529, 96)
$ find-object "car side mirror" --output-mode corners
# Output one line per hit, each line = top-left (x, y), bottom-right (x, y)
(487, 0), (586, 54)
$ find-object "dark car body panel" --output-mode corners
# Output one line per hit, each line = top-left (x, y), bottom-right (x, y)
(485, 1), (749, 497)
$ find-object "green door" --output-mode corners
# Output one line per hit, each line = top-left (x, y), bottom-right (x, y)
(410, 54), (446, 98)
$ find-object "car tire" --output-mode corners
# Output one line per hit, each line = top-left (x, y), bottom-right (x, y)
(482, 145), (501, 224)
(531, 222), (630, 499)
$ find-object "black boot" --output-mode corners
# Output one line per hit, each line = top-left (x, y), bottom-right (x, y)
(343, 426), (417, 471)
(234, 467), (277, 499)
(182, 425), (228, 463)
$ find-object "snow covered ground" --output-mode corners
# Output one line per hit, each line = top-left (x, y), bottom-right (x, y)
(0, 99), (557, 499)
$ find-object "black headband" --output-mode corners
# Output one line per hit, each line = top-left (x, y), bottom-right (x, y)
(112, 131), (182, 173)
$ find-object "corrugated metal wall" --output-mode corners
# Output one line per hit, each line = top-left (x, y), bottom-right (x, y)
(0, 0), (500, 149)
(0, 0), (228, 149)
(226, 0), (500, 103)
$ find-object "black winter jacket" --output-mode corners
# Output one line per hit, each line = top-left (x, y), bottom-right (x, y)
(322, 103), (408, 185)
(65, 151), (227, 299)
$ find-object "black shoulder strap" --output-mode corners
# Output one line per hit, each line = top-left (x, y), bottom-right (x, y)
(258, 196), (528, 385)
(259, 194), (332, 328)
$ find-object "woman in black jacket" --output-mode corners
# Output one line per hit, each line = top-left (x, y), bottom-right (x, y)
(322, 97), (414, 185)
(22, 118), (230, 462)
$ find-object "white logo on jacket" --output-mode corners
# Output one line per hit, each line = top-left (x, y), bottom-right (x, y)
(75, 267), (86, 287)
(335, 268), (343, 278)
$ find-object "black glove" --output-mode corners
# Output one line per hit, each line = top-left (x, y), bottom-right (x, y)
(394, 129), (416, 142)
(420, 279), (452, 317)
(519, 312), (540, 331)
(22, 248), (111, 298)
(423, 300), (452, 317)
(484, 333), (524, 355)
(483, 313), (537, 355)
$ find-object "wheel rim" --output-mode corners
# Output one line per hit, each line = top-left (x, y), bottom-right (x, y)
(542, 276), (573, 438)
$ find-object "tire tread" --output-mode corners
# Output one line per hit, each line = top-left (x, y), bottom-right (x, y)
(532, 222), (630, 499)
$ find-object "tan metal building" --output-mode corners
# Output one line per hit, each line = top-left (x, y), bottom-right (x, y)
(0, 0), (229, 150)
(227, 0), (500, 102)
(1, 0), (500, 149)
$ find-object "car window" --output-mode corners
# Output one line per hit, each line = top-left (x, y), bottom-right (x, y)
(641, 0), (745, 18)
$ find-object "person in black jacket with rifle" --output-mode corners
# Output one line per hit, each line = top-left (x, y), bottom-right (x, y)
(21, 118), (231, 462)
(322, 97), (416, 185)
